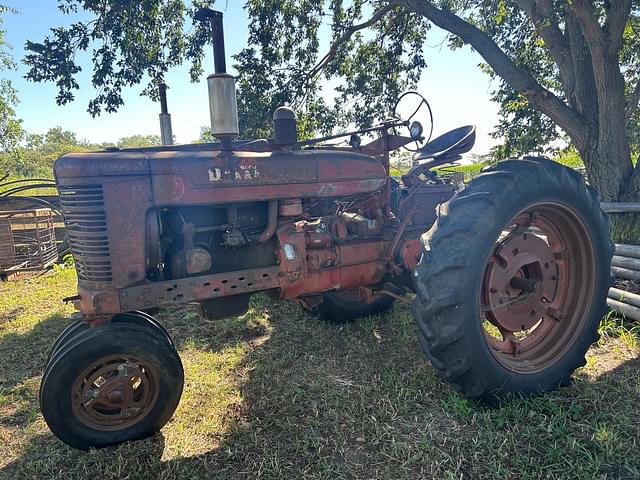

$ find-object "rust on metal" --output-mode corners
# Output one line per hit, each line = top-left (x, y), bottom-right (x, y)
(480, 205), (596, 371)
(55, 118), (457, 323)
(71, 355), (159, 431)
(116, 266), (282, 312)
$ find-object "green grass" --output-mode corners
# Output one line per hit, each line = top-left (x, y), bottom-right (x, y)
(0, 176), (58, 197)
(1, 269), (639, 479)
(434, 161), (491, 181)
(555, 149), (585, 170)
(390, 151), (586, 184)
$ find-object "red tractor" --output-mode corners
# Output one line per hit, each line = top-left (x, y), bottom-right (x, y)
(40, 10), (612, 450)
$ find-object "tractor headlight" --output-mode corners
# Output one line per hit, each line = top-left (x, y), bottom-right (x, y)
(410, 121), (423, 140)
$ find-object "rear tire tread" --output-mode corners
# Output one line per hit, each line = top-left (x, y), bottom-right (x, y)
(412, 157), (613, 403)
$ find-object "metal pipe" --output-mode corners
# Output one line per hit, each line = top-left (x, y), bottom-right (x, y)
(615, 243), (640, 259)
(601, 202), (640, 213)
(612, 255), (640, 271)
(0, 195), (62, 215)
(378, 288), (412, 304)
(0, 184), (59, 197)
(608, 287), (640, 308)
(248, 200), (278, 243)
(195, 8), (238, 145)
(0, 178), (55, 188)
(158, 83), (173, 146)
(159, 83), (169, 114)
(389, 206), (420, 261)
(607, 297), (640, 321)
(611, 266), (640, 281)
(211, 11), (226, 74)
(195, 8), (226, 74)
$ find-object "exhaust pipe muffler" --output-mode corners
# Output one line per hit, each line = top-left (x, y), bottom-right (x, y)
(195, 8), (239, 147)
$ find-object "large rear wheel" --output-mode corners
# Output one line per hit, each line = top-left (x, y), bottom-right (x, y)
(412, 158), (612, 403)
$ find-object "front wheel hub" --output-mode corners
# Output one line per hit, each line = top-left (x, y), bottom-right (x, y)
(72, 356), (159, 431)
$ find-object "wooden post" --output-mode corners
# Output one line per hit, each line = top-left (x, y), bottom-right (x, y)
(611, 255), (640, 271)
(611, 266), (640, 281)
(609, 287), (640, 308)
(607, 298), (640, 321)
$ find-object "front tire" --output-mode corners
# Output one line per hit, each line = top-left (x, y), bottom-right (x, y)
(412, 158), (612, 403)
(40, 322), (184, 450)
(46, 311), (173, 364)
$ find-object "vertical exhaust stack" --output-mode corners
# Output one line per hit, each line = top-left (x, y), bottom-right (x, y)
(195, 8), (239, 150)
(158, 83), (174, 145)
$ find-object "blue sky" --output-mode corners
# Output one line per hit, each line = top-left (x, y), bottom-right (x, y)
(2, 1), (500, 154)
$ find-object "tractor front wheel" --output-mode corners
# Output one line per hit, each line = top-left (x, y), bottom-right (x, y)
(40, 321), (183, 450)
(46, 311), (173, 364)
(412, 158), (612, 403)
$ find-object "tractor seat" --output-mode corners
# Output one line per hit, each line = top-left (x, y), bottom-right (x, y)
(413, 125), (476, 162)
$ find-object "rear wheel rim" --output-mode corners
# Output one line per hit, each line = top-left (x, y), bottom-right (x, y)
(480, 202), (596, 373)
(71, 355), (160, 431)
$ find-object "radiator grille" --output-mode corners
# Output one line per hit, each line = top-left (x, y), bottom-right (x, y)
(59, 185), (112, 282)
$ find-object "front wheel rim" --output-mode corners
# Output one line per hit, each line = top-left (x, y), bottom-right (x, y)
(71, 355), (160, 431)
(480, 202), (596, 374)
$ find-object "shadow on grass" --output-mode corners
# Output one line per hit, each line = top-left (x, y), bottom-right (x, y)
(0, 311), (70, 388)
(2, 297), (639, 479)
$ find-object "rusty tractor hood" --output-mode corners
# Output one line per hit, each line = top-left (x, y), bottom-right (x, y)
(55, 147), (387, 205)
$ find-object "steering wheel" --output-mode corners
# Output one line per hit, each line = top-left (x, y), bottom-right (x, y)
(393, 91), (434, 152)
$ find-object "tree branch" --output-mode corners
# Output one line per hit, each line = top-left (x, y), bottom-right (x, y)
(514, 0), (575, 97)
(308, 2), (399, 80)
(569, 0), (605, 50)
(604, 0), (631, 55)
(398, 0), (588, 145)
(626, 77), (640, 127)
(565, 11), (599, 140)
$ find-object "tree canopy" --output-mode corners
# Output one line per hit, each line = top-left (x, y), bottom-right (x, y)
(20, 1), (640, 239)
(0, 128), (162, 179)
(0, 5), (23, 152)
(23, 1), (430, 138)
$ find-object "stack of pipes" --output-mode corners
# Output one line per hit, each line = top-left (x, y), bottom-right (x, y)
(608, 243), (640, 321)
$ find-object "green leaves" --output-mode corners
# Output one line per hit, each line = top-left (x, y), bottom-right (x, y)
(0, 127), (163, 178)
(22, 0), (640, 161)
(0, 4), (23, 152)
(24, 1), (431, 137)
(236, 1), (429, 137)
(24, 0), (190, 116)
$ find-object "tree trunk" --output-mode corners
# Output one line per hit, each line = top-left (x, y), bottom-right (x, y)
(610, 170), (640, 243)
(608, 213), (640, 244)
(579, 145), (640, 244)
(572, 44), (637, 243)
(397, 1), (638, 242)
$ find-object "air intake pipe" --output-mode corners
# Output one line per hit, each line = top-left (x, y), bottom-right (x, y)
(158, 83), (174, 145)
(195, 8), (239, 149)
